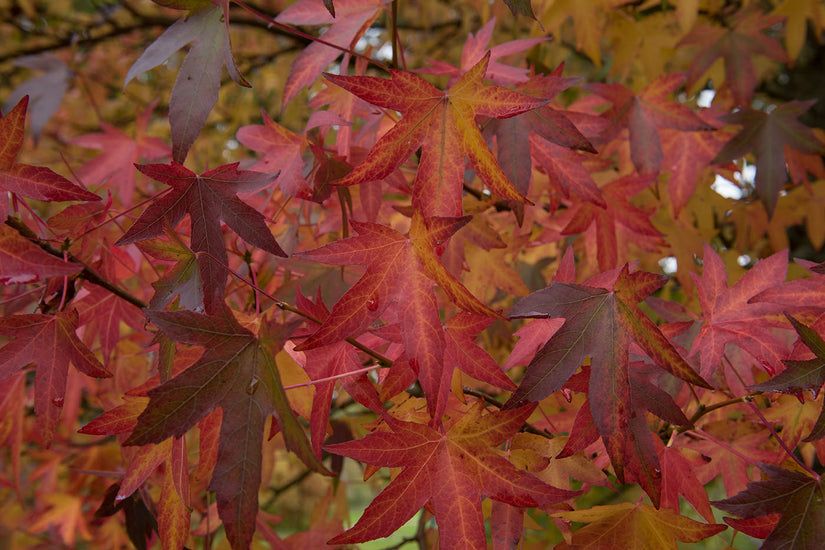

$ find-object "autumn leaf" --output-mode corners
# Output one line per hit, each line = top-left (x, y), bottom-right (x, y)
(552, 502), (726, 549)
(418, 17), (548, 86)
(560, 173), (663, 271)
(679, 11), (789, 106)
(292, 288), (384, 458)
(539, 0), (634, 65)
(586, 74), (712, 176)
(0, 309), (110, 445)
(2, 54), (73, 142)
(295, 214), (500, 420)
(503, 265), (709, 483)
(689, 244), (791, 386)
(71, 103), (170, 205)
(124, 4), (249, 163)
(483, 72), (605, 219)
(325, 401), (579, 547)
(751, 313), (825, 441)
(115, 162), (285, 314)
(325, 53), (547, 216)
(712, 100), (825, 216)
(713, 463), (825, 550)
(0, 223), (81, 284)
(0, 96), (100, 219)
(125, 307), (330, 549)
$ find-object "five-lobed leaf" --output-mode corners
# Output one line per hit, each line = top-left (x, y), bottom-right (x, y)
(116, 162), (285, 314)
(125, 307), (330, 549)
(504, 265), (709, 486)
(712, 100), (825, 216)
(325, 53), (548, 216)
(713, 463), (825, 550)
(326, 401), (579, 548)
(296, 213), (502, 421)
(0, 309), (110, 445)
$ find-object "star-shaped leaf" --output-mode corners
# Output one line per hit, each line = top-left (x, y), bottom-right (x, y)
(125, 307), (330, 549)
(115, 162), (285, 314)
(712, 100), (825, 216)
(326, 401), (579, 547)
(714, 463), (825, 550)
(679, 11), (789, 106)
(503, 266), (710, 483)
(326, 53), (548, 216)
(689, 244), (791, 384)
(586, 74), (712, 175)
(0, 309), (110, 445)
(296, 214), (500, 420)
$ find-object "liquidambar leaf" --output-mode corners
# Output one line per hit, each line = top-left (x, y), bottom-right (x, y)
(125, 307), (330, 550)
(553, 502), (726, 549)
(326, 401), (579, 548)
(124, 5), (249, 163)
(713, 463), (825, 550)
(116, 162), (285, 314)
(326, 52), (547, 216)
(504, 266), (709, 482)
(0, 310), (110, 445)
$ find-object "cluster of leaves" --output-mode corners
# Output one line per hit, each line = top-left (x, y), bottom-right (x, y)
(2, 0), (825, 548)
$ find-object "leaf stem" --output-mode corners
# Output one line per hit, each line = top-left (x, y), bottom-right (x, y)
(283, 363), (384, 390)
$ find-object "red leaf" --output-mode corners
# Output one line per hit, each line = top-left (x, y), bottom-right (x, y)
(116, 162), (285, 314)
(587, 74), (712, 175)
(690, 244), (791, 385)
(0, 224), (81, 284)
(326, 401), (578, 546)
(714, 464), (825, 549)
(504, 266), (709, 489)
(296, 214), (500, 420)
(326, 53), (547, 216)
(712, 100), (825, 216)
(0, 96), (100, 218)
(0, 309), (110, 445)
(125, 307), (330, 549)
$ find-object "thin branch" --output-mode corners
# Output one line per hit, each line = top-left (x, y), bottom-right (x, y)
(4, 216), (148, 309)
(195, 250), (394, 367)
